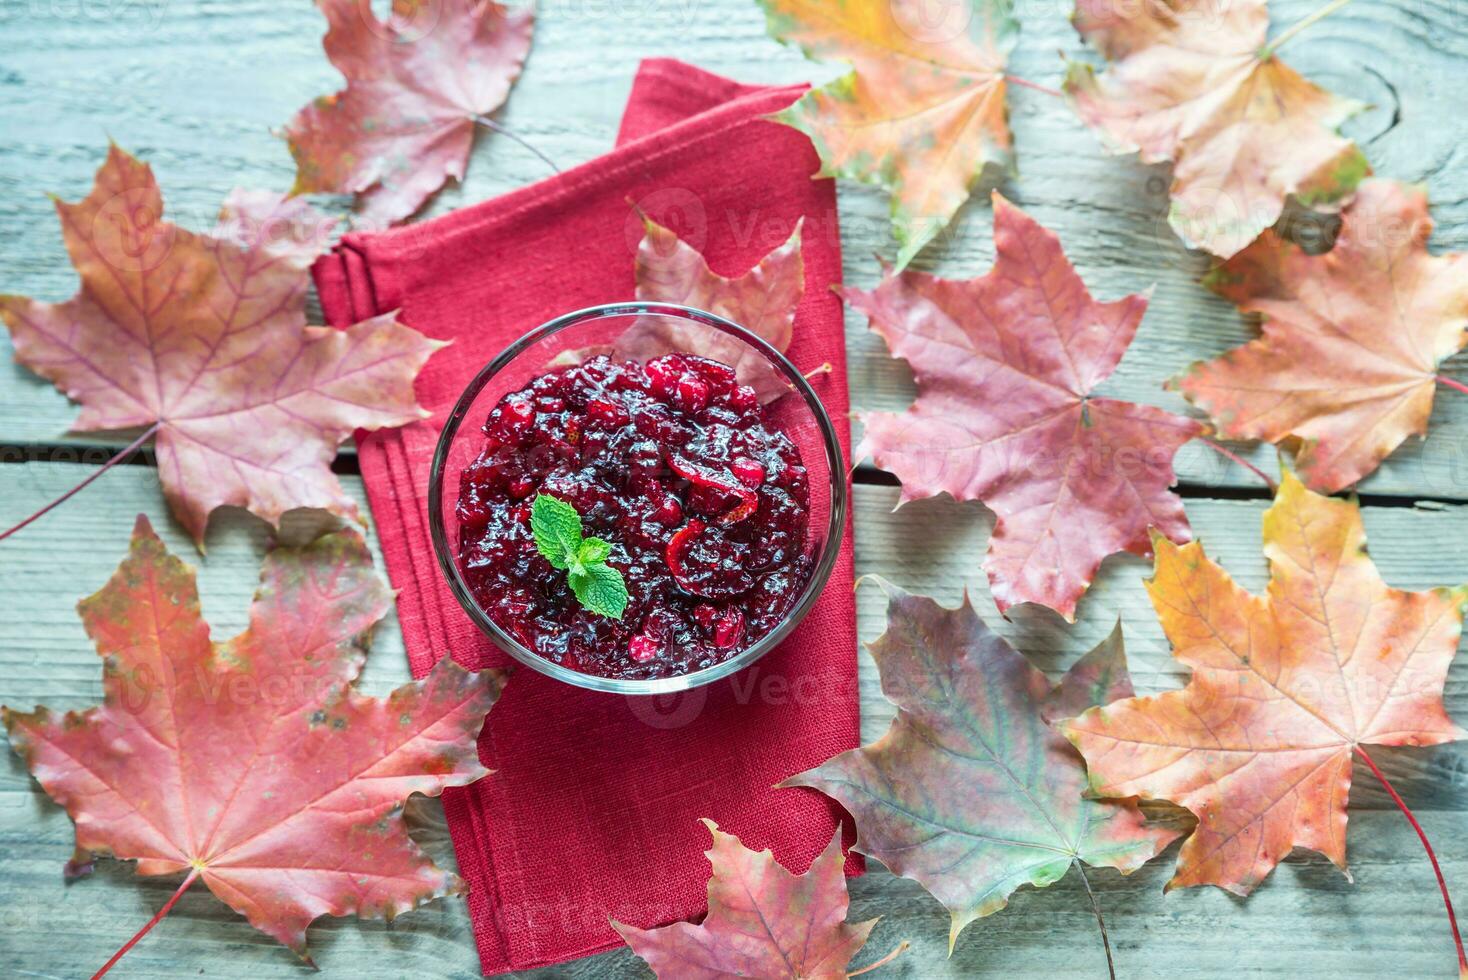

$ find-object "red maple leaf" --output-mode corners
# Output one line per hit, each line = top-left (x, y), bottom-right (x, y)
(0, 145), (442, 544)
(285, 0), (534, 226)
(4, 516), (504, 971)
(562, 211), (806, 401)
(613, 820), (894, 979)
(847, 193), (1203, 619)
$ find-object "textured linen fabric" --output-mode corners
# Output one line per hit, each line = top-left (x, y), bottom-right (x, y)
(312, 58), (860, 974)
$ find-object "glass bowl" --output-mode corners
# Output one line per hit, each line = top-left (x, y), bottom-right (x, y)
(427, 302), (847, 696)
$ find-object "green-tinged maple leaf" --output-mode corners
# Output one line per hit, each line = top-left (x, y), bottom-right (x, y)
(760, 0), (1015, 268)
(4, 516), (505, 967)
(784, 581), (1180, 954)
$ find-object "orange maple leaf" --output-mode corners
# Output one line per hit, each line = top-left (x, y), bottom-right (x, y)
(0, 145), (442, 544)
(759, 0), (1013, 269)
(1174, 179), (1468, 492)
(1063, 470), (1465, 897)
(1067, 0), (1369, 258)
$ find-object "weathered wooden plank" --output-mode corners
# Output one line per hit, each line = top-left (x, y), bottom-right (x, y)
(1, 803), (1463, 979)
(4, 1), (1468, 498)
(1, 464), (1465, 977)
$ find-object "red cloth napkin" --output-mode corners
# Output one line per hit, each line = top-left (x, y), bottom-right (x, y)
(313, 59), (859, 975)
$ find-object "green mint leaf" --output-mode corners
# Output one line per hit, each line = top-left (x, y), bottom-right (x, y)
(569, 563), (629, 620)
(531, 496), (629, 618)
(578, 536), (611, 565)
(531, 494), (582, 570)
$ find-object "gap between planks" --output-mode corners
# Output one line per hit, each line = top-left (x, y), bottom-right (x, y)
(5, 443), (1468, 511)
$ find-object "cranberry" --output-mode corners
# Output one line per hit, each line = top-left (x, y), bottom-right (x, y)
(454, 354), (814, 680)
(586, 398), (628, 427)
(676, 375), (710, 413)
(628, 635), (659, 663)
(730, 457), (765, 487)
(507, 476), (535, 499)
(687, 355), (737, 390)
(645, 355), (684, 398)
(651, 495), (683, 525)
(666, 520), (756, 599)
(497, 397), (535, 439)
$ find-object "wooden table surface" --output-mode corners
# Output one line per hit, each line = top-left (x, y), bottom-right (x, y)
(3, 1), (1466, 977)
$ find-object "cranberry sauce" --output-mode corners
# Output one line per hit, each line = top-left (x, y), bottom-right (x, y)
(454, 353), (814, 680)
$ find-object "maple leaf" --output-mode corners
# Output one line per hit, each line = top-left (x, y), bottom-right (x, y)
(0, 145), (443, 545)
(612, 819), (879, 979)
(847, 193), (1203, 620)
(784, 582), (1180, 954)
(1062, 469), (1466, 896)
(285, 0), (534, 227)
(759, 0), (1014, 269)
(3, 516), (504, 965)
(1173, 179), (1468, 493)
(1067, 0), (1369, 258)
(563, 211), (804, 401)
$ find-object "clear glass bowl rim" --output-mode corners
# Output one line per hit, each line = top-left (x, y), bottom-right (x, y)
(427, 301), (849, 696)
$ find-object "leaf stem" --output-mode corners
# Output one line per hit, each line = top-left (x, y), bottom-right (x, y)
(1074, 859), (1117, 980)
(0, 422), (160, 544)
(92, 869), (200, 979)
(1005, 74), (1064, 99)
(1261, 0), (1355, 58)
(846, 939), (910, 977)
(1354, 746), (1467, 977)
(1438, 374), (1468, 397)
(803, 361), (833, 381)
(1200, 436), (1277, 491)
(473, 115), (561, 174)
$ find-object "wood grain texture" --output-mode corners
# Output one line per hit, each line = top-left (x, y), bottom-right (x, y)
(0, 465), (1464, 977)
(3, 0), (1468, 496)
(3, 0), (1467, 976)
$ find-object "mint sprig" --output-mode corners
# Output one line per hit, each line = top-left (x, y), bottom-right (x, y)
(530, 494), (629, 619)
